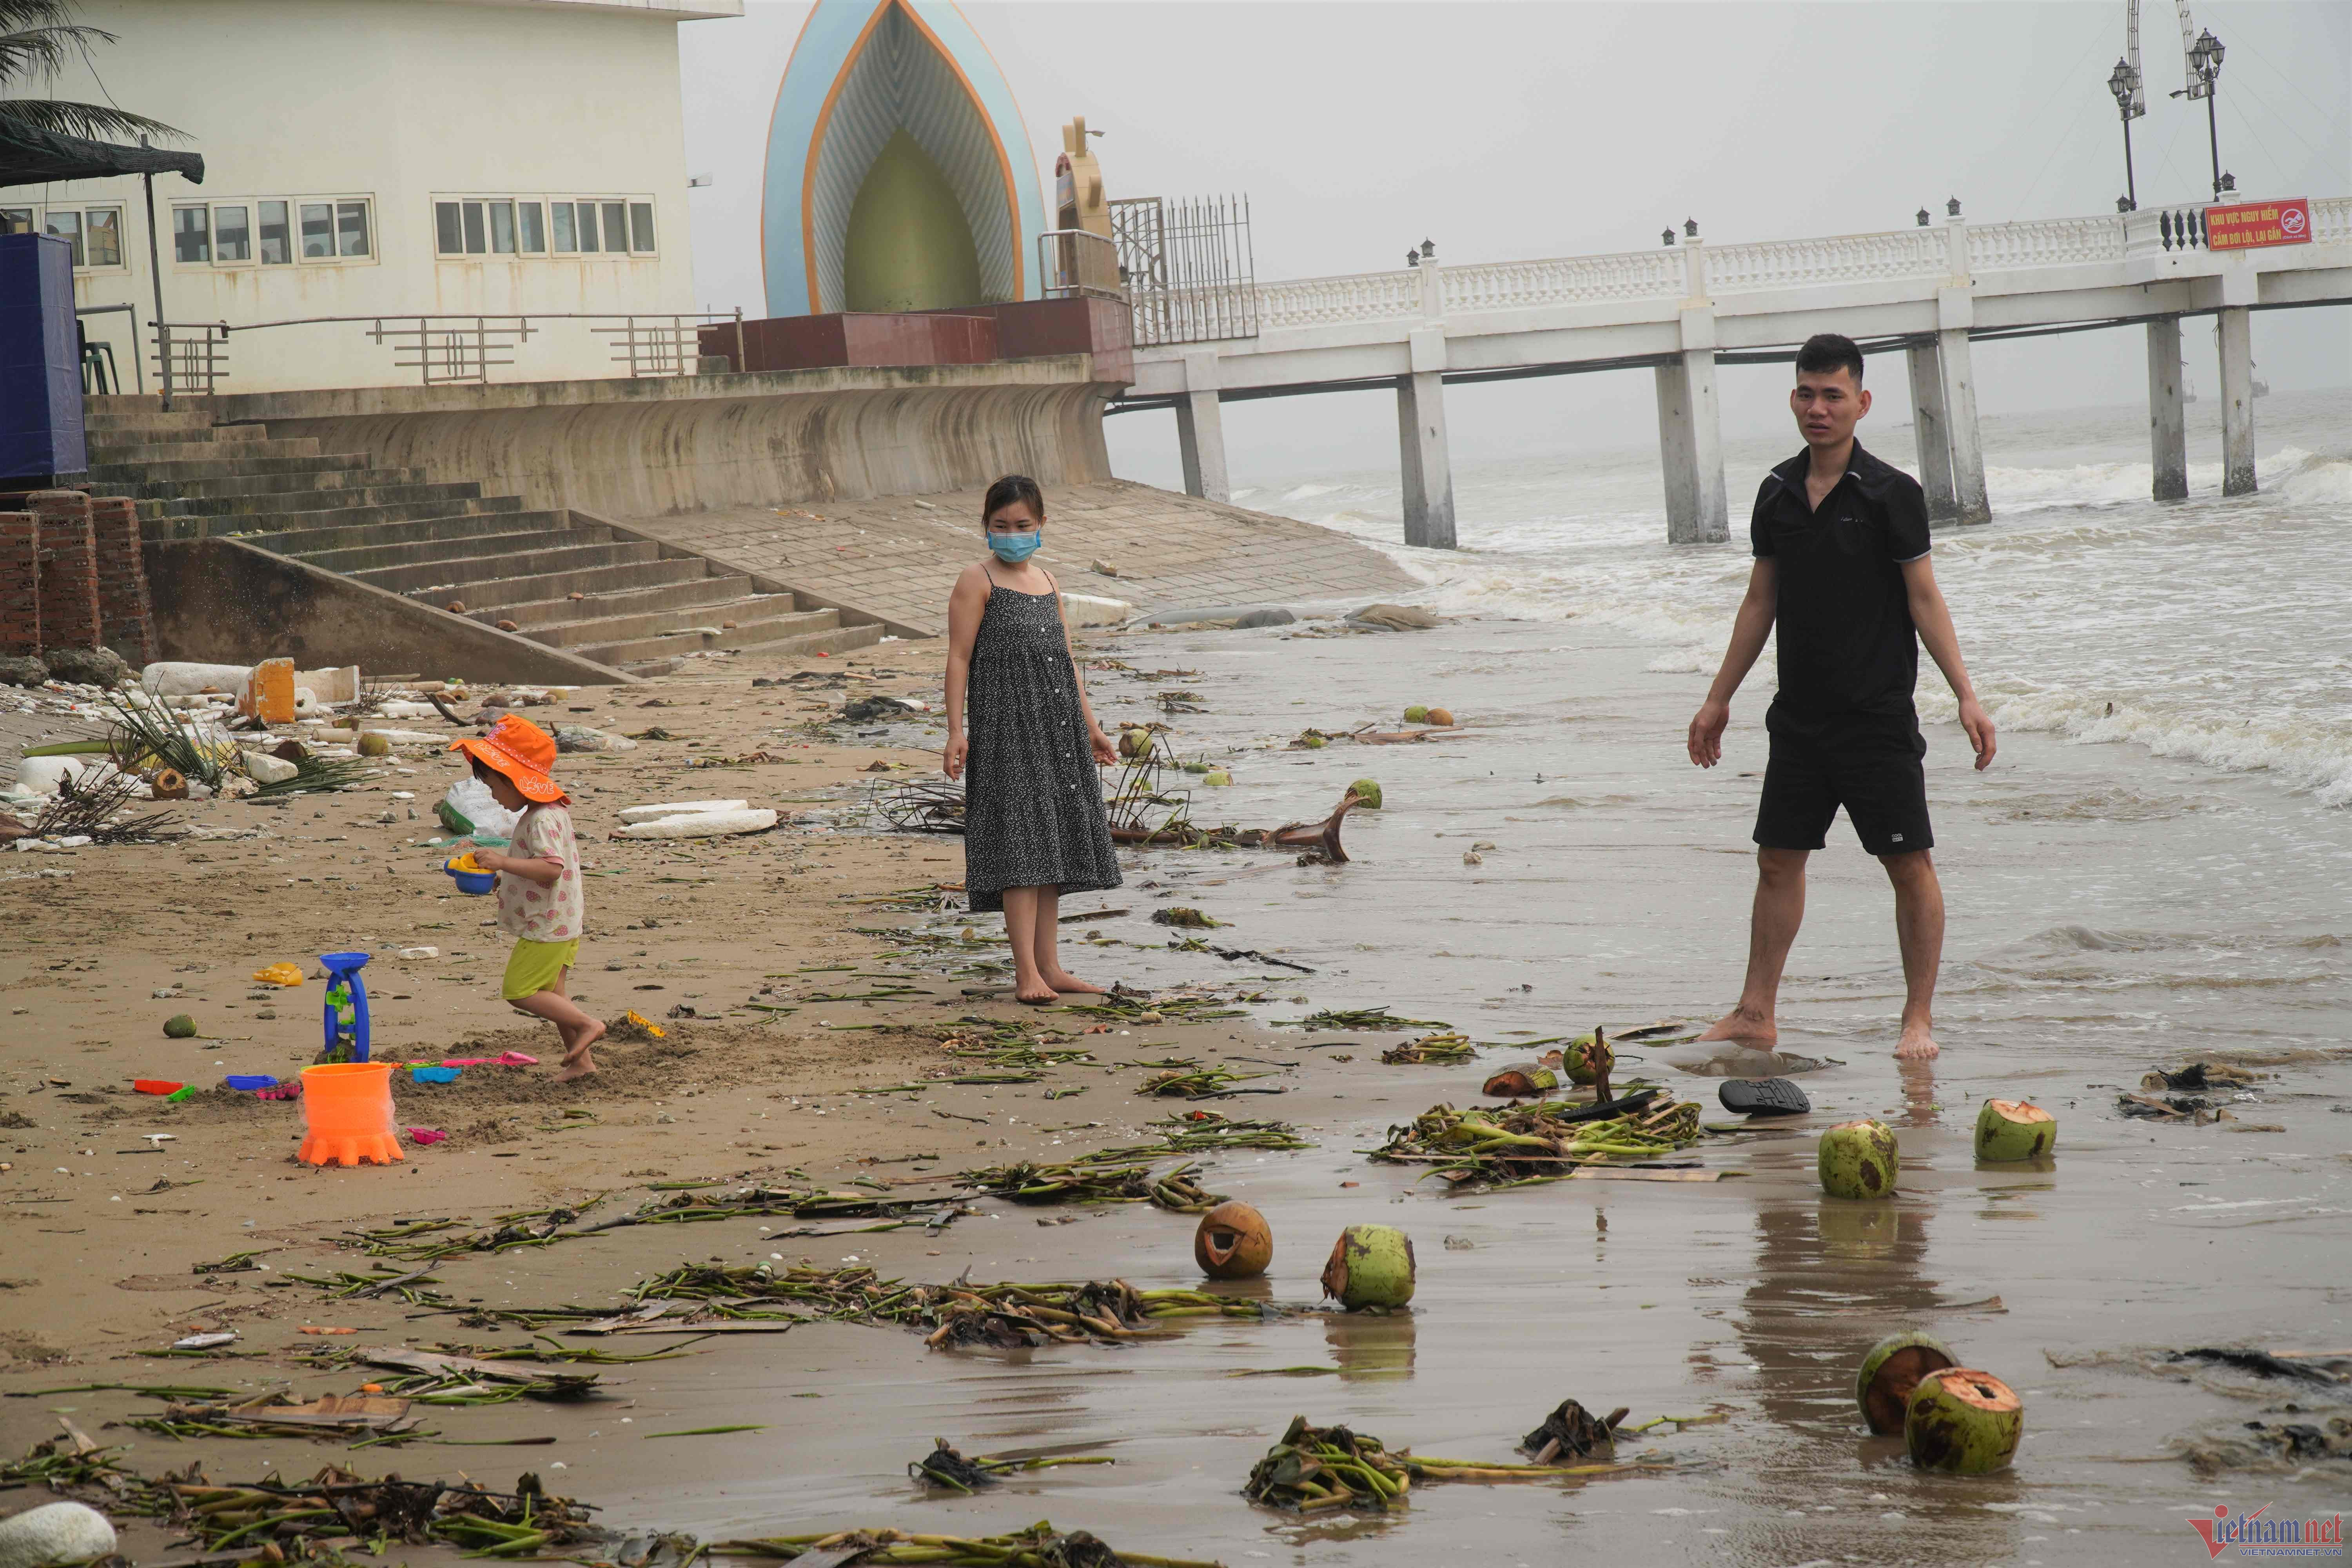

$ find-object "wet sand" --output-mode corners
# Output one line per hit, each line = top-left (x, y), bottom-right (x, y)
(4, 611), (2348, 1566)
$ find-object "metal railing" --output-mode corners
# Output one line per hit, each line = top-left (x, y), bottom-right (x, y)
(1037, 227), (1123, 302)
(143, 309), (746, 395)
(1111, 193), (1257, 346)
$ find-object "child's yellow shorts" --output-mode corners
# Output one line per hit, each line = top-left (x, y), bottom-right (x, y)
(501, 938), (580, 1001)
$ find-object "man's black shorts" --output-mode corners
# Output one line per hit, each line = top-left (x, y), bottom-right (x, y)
(1754, 718), (1933, 858)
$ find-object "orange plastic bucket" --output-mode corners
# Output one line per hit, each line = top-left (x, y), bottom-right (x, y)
(298, 1062), (403, 1167)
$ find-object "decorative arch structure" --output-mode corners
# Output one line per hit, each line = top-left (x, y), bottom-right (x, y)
(760, 0), (1045, 318)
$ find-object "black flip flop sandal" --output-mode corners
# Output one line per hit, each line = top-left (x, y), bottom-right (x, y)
(1719, 1078), (1811, 1116)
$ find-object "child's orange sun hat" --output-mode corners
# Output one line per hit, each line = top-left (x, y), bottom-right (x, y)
(450, 713), (570, 804)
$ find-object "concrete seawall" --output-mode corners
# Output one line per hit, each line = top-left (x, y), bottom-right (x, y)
(214, 358), (1118, 519)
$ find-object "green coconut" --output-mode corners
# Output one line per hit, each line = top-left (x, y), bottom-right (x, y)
(1201, 770), (1232, 787)
(1118, 728), (1154, 760)
(1974, 1098), (2057, 1161)
(355, 731), (391, 758)
(1321, 1224), (1416, 1310)
(1181, 761), (1213, 775)
(1403, 704), (1430, 724)
(163, 1013), (197, 1039)
(1817, 1118), (1900, 1200)
(1905, 1367), (2024, 1474)
(1856, 1330), (1959, 1435)
(1561, 1031), (1604, 1086)
(1300, 734), (1327, 750)
(1482, 1062), (1559, 1097)
(1348, 778), (1383, 810)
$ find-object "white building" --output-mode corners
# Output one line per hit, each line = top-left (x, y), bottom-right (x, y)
(6, 0), (740, 394)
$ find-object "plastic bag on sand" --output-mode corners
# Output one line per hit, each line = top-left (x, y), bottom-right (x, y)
(618, 798), (747, 822)
(613, 808), (778, 839)
(439, 775), (521, 838)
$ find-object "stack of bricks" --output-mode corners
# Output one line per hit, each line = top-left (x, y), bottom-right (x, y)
(30, 490), (101, 654)
(0, 510), (36, 657)
(89, 495), (156, 666)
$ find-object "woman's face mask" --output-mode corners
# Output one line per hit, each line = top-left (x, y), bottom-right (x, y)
(989, 530), (1041, 564)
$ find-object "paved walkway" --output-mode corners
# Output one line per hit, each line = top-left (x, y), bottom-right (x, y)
(606, 479), (1416, 637)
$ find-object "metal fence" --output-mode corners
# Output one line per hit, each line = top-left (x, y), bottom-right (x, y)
(1037, 227), (1123, 302)
(144, 310), (746, 396)
(1110, 194), (1257, 346)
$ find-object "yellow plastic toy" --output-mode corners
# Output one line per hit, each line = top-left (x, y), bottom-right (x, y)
(252, 962), (303, 987)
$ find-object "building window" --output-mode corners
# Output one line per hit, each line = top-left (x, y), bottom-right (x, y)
(487, 200), (516, 254)
(517, 201), (544, 253)
(628, 201), (655, 253)
(300, 203), (334, 258)
(2, 204), (126, 268)
(42, 209), (82, 264)
(436, 196), (654, 261)
(335, 200), (370, 258)
(258, 200), (290, 264)
(0, 207), (29, 236)
(215, 204), (251, 263)
(574, 200), (600, 253)
(173, 205), (210, 263)
(551, 200), (575, 253)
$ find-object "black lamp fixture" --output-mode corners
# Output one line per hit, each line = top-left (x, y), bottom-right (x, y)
(2183, 27), (2227, 199)
(1916, 208), (1931, 227)
(1404, 249), (1419, 268)
(2107, 55), (2141, 211)
(1682, 218), (1697, 239)
(1661, 228), (1676, 247)
(1946, 196), (1962, 218)
(1418, 238), (1435, 261)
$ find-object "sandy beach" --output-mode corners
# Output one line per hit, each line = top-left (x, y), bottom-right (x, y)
(4, 585), (2347, 1567)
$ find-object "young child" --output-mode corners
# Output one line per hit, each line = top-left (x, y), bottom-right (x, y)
(942, 474), (1122, 1004)
(450, 714), (603, 1081)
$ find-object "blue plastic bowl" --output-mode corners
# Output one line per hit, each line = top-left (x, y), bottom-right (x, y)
(445, 866), (495, 896)
(224, 1074), (278, 1092)
(411, 1065), (461, 1084)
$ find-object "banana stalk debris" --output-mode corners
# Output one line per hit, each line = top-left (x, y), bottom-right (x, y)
(906, 1438), (1116, 1493)
(717, 1523), (1220, 1567)
(956, 1158), (1225, 1212)
(1140, 1067), (1281, 1099)
(1369, 1089), (1707, 1187)
(1379, 1031), (1477, 1064)
(1243, 1416), (1647, 1513)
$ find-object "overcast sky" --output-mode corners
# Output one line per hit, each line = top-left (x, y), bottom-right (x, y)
(679, 2), (2350, 489)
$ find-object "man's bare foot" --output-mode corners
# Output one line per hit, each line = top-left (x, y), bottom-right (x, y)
(1894, 1020), (1940, 1060)
(1697, 1004), (1777, 1049)
(1040, 968), (1107, 995)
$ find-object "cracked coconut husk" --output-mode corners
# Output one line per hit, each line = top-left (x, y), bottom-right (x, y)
(1518, 1397), (1628, 1464)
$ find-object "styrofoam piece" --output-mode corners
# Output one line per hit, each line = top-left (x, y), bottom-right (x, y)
(612, 807), (779, 839)
(374, 700), (442, 720)
(242, 751), (299, 785)
(617, 798), (748, 822)
(1062, 592), (1136, 628)
(15, 755), (116, 795)
(294, 666), (361, 705)
(142, 661), (251, 697)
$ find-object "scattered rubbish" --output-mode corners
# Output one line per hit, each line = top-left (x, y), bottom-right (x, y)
(162, 1013), (196, 1039)
(0, 1501), (114, 1568)
(2118, 1091), (2232, 1123)
(2172, 1413), (2352, 1474)
(1349, 603), (1442, 632)
(619, 798), (749, 822)
(1142, 1066), (1279, 1099)
(1482, 1063), (1558, 1097)
(1152, 907), (1224, 929)
(906, 1438), (1116, 1493)
(1281, 1006), (1448, 1032)
(2143, 1061), (2261, 1091)
(399, 945), (441, 959)
(193, 1249), (275, 1274)
(1519, 1398), (1625, 1463)
(1371, 1090), (1703, 1187)
(1818, 1119), (1898, 1200)
(299, 1062), (404, 1168)
(1321, 1224), (1415, 1310)
(614, 807), (779, 839)
(1380, 1031), (1475, 1065)
(1858, 1331), (1959, 1435)
(2164, 1347), (2348, 1386)
(960, 1158), (1224, 1213)
(718, 1522), (1202, 1566)
(126, 1391), (420, 1440)
(1974, 1098), (2057, 1160)
(1718, 1078), (1810, 1116)
(554, 724), (638, 754)
(842, 696), (925, 723)
(170, 1331), (240, 1351)
(252, 962), (304, 987)
(1243, 1414), (1618, 1513)
(1906, 1367), (2023, 1474)
(1194, 1201), (1273, 1279)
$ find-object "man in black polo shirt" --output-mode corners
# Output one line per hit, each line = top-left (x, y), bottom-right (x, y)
(1686, 333), (1995, 1060)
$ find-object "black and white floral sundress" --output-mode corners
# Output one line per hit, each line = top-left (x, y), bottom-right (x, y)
(962, 565), (1122, 914)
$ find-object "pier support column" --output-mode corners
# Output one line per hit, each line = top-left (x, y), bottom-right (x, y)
(2146, 317), (2188, 501)
(2216, 306), (2257, 495)
(1653, 351), (1727, 544)
(1174, 389), (1230, 504)
(1936, 327), (1989, 525)
(1905, 342), (1960, 526)
(1395, 370), (1457, 550)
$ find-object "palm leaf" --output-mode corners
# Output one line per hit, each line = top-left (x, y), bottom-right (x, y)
(0, 96), (184, 140)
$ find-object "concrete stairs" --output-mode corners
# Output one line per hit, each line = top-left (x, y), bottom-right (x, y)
(85, 396), (882, 675)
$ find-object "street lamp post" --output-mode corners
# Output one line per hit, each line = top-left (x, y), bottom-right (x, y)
(2106, 57), (2141, 211)
(2189, 29), (2225, 199)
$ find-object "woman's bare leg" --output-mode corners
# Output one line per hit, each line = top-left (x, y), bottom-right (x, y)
(1003, 887), (1056, 1003)
(1030, 886), (1105, 995)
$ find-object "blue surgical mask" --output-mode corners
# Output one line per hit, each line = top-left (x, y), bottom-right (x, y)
(989, 531), (1041, 564)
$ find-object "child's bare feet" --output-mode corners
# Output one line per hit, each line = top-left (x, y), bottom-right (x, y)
(1039, 967), (1106, 995)
(554, 1018), (604, 1081)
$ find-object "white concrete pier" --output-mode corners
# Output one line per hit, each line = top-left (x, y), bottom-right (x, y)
(1121, 197), (2348, 545)
(2145, 317), (2189, 501)
(2215, 306), (2258, 496)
